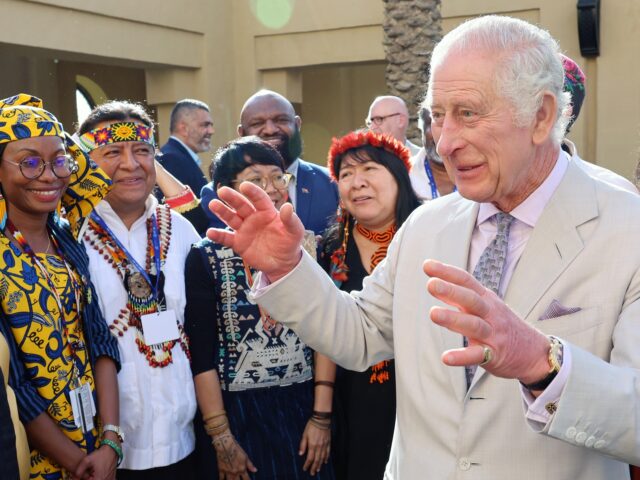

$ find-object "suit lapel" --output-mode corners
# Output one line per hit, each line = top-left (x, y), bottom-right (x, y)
(504, 161), (598, 320)
(470, 162), (599, 389)
(294, 161), (312, 226)
(432, 197), (478, 401)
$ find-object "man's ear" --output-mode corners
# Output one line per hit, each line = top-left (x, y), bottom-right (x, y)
(532, 92), (557, 145)
(237, 124), (244, 137)
(295, 116), (302, 130)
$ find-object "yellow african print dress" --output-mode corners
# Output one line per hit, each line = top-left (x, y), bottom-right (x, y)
(0, 238), (99, 479)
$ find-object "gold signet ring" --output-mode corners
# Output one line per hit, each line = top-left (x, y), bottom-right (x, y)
(479, 346), (493, 366)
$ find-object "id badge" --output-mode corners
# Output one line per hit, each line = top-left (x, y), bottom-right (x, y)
(69, 383), (95, 433)
(140, 309), (179, 345)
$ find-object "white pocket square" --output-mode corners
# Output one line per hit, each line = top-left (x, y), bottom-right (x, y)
(539, 299), (582, 320)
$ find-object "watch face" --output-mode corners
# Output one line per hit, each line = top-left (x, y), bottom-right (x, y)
(548, 337), (563, 372)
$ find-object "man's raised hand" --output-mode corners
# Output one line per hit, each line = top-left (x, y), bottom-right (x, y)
(207, 182), (305, 281)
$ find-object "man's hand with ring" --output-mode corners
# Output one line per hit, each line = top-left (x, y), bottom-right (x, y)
(423, 259), (551, 385)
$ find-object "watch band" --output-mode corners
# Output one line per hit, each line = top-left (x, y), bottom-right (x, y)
(102, 424), (125, 443)
(520, 336), (563, 391)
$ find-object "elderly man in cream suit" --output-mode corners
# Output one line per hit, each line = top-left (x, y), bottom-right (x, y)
(207, 16), (640, 480)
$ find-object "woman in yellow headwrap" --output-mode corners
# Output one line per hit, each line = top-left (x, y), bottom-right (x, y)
(0, 94), (121, 480)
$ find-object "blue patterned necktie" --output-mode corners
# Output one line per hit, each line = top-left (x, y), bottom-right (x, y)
(465, 212), (516, 388)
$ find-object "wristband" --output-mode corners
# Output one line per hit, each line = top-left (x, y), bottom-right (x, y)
(100, 438), (124, 467)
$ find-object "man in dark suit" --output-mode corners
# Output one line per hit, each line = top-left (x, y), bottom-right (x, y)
(201, 90), (338, 234)
(158, 99), (214, 198)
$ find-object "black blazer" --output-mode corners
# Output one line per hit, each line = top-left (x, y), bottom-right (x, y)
(158, 138), (208, 198)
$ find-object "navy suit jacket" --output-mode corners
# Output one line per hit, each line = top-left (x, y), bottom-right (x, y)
(201, 159), (339, 235)
(158, 138), (208, 198)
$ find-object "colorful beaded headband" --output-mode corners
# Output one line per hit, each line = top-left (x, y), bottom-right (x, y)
(0, 93), (64, 144)
(78, 121), (155, 152)
(327, 130), (411, 181)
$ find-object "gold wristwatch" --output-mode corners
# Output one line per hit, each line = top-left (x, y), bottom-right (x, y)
(521, 336), (563, 391)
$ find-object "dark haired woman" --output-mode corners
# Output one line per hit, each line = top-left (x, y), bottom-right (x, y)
(185, 136), (335, 480)
(321, 130), (420, 480)
(0, 94), (120, 480)
(77, 100), (200, 479)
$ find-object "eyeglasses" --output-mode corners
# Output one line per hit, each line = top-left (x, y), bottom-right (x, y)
(232, 172), (292, 190)
(4, 155), (79, 180)
(365, 112), (402, 127)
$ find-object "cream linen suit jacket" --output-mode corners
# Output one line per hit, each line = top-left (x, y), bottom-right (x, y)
(255, 161), (640, 479)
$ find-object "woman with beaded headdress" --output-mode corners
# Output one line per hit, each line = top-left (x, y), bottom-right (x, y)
(320, 130), (420, 480)
(184, 136), (336, 480)
(0, 93), (121, 479)
(76, 100), (200, 480)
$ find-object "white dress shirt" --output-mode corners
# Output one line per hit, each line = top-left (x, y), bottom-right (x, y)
(409, 148), (436, 201)
(84, 197), (199, 469)
(286, 158), (300, 208)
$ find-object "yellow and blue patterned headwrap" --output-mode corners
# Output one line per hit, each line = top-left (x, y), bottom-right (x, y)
(0, 93), (112, 236)
(0, 93), (64, 144)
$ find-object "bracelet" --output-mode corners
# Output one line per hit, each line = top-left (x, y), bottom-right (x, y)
(314, 381), (335, 388)
(312, 410), (332, 419)
(205, 421), (230, 436)
(203, 410), (227, 422)
(164, 186), (199, 212)
(308, 418), (331, 430)
(100, 438), (123, 467)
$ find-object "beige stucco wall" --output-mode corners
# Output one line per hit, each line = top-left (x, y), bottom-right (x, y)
(0, 0), (638, 180)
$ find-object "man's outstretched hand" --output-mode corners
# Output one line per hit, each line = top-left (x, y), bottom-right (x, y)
(207, 182), (305, 282)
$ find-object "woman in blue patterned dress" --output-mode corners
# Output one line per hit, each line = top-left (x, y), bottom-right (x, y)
(0, 94), (121, 479)
(185, 136), (335, 480)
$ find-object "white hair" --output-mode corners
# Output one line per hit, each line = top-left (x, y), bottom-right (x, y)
(425, 15), (570, 144)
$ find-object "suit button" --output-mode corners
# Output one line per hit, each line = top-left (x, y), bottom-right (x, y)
(575, 432), (587, 444)
(585, 436), (596, 448)
(458, 458), (471, 471)
(565, 427), (577, 439)
(594, 440), (607, 449)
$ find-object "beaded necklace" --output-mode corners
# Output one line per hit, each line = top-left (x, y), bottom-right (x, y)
(84, 205), (190, 368)
(355, 222), (398, 271)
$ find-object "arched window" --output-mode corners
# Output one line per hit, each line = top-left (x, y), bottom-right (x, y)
(76, 84), (95, 126)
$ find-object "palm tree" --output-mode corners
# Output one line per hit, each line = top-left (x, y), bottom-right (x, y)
(382, 0), (442, 143)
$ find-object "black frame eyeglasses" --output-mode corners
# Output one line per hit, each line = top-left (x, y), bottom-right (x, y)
(365, 112), (402, 127)
(4, 155), (79, 180)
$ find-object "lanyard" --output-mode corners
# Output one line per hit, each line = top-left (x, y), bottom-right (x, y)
(90, 211), (162, 300)
(5, 219), (82, 316)
(424, 157), (456, 199)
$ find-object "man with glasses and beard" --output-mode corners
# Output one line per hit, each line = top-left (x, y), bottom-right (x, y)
(409, 106), (456, 201)
(201, 90), (338, 234)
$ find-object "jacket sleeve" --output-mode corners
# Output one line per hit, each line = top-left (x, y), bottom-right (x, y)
(199, 183), (228, 229)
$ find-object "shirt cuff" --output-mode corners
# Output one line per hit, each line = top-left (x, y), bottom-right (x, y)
(249, 249), (305, 300)
(521, 339), (572, 426)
